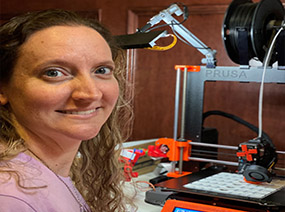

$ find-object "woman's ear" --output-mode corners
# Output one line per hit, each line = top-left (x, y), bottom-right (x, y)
(0, 89), (8, 105)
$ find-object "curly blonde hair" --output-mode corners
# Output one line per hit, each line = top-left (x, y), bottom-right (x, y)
(0, 9), (134, 211)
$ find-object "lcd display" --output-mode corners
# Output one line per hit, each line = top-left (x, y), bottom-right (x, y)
(173, 207), (202, 212)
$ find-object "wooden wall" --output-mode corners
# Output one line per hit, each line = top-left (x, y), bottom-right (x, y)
(1, 0), (284, 166)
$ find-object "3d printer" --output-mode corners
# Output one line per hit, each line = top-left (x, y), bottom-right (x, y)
(117, 0), (285, 211)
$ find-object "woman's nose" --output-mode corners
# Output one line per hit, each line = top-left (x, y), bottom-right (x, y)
(71, 76), (103, 102)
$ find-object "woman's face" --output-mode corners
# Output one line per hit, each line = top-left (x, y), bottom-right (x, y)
(0, 26), (119, 143)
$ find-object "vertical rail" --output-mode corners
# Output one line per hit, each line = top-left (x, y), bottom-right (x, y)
(172, 68), (182, 173)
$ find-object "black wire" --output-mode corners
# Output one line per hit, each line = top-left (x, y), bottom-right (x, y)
(202, 110), (273, 144)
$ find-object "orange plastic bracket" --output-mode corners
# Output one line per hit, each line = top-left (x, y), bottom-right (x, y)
(174, 65), (201, 72)
(155, 138), (191, 162)
(167, 170), (191, 178)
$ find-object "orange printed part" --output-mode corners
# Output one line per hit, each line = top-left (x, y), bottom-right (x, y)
(161, 199), (249, 212)
(243, 177), (262, 184)
(174, 65), (201, 72)
(155, 138), (191, 162)
(167, 171), (191, 178)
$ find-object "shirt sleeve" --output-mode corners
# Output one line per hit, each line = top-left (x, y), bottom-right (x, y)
(0, 194), (37, 212)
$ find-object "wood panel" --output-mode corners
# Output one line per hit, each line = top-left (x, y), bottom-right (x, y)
(127, 3), (236, 141)
(204, 82), (285, 150)
(0, 0), (284, 158)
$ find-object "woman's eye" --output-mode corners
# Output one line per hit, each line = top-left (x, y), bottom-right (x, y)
(44, 69), (64, 77)
(95, 67), (112, 75)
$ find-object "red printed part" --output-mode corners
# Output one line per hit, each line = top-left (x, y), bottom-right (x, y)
(147, 145), (168, 158)
(120, 159), (139, 182)
(155, 138), (191, 162)
(236, 144), (258, 161)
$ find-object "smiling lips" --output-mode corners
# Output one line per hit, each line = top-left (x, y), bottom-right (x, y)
(56, 108), (99, 115)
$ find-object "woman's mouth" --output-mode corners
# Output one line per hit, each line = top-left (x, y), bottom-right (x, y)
(56, 108), (98, 115)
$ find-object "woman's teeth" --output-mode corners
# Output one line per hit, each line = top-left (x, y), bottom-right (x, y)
(61, 109), (97, 115)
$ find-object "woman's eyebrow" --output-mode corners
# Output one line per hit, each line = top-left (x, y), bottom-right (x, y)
(37, 59), (115, 68)
(36, 59), (74, 68)
(96, 60), (115, 68)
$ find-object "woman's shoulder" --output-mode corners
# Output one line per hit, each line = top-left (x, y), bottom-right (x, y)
(0, 166), (48, 212)
(0, 152), (49, 200)
(0, 153), (65, 211)
(0, 152), (49, 186)
(0, 153), (84, 212)
(0, 194), (37, 212)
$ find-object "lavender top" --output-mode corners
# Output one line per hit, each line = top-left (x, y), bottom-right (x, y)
(0, 152), (90, 212)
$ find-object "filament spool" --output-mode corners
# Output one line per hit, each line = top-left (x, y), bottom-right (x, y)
(222, 0), (285, 65)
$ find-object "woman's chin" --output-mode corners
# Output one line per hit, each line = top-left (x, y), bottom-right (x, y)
(79, 132), (100, 141)
(65, 129), (101, 142)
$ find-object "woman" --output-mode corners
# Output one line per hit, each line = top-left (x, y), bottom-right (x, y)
(0, 9), (133, 212)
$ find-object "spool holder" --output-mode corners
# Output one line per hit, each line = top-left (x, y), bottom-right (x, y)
(222, 0), (284, 65)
